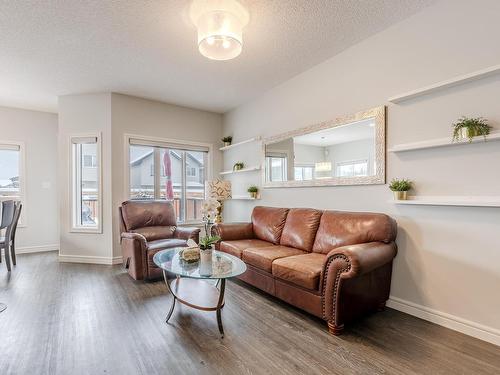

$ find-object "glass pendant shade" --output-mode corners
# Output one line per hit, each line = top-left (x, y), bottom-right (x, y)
(190, 0), (249, 61)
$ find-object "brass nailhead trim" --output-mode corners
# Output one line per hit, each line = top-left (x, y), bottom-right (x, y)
(321, 254), (351, 322)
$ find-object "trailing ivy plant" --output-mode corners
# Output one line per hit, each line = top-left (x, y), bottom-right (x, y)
(389, 178), (412, 192)
(452, 116), (491, 143)
(222, 136), (233, 143)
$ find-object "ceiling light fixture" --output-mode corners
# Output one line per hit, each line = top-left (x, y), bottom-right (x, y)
(190, 0), (249, 61)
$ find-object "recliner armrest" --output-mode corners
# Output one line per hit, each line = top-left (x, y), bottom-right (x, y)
(174, 226), (201, 242)
(211, 222), (254, 241)
(121, 232), (147, 246)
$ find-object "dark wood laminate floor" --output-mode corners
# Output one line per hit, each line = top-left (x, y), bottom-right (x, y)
(0, 252), (499, 375)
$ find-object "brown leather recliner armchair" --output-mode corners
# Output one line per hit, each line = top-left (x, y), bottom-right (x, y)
(213, 206), (397, 335)
(119, 200), (200, 280)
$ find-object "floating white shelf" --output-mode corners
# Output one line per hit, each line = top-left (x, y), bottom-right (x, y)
(388, 132), (500, 153)
(219, 137), (261, 151)
(389, 196), (500, 208)
(230, 195), (260, 200)
(219, 166), (261, 175)
(388, 64), (500, 103)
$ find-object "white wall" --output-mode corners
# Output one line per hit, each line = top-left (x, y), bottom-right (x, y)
(110, 93), (222, 257)
(222, 0), (500, 345)
(58, 93), (114, 263)
(0, 106), (58, 251)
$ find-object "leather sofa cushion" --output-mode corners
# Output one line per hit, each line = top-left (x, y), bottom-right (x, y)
(280, 208), (322, 251)
(242, 245), (305, 273)
(272, 253), (325, 291)
(121, 200), (177, 231)
(313, 210), (397, 254)
(220, 239), (273, 258)
(251, 206), (289, 244)
(132, 226), (176, 241)
(146, 238), (187, 251)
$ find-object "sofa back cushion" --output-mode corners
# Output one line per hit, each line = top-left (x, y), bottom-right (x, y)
(280, 208), (323, 251)
(121, 200), (177, 234)
(312, 210), (397, 254)
(251, 206), (289, 244)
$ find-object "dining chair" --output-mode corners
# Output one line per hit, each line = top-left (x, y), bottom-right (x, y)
(0, 200), (16, 272)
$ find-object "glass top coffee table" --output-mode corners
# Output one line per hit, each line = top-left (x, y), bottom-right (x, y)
(153, 247), (247, 338)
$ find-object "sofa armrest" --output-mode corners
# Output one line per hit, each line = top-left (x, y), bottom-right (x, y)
(174, 226), (201, 242)
(325, 241), (397, 278)
(321, 241), (397, 327)
(211, 222), (254, 241)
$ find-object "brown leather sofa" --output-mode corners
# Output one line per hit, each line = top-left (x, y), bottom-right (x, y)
(119, 200), (200, 280)
(213, 206), (397, 335)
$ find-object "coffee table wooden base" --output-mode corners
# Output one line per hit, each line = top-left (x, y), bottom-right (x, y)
(163, 271), (226, 337)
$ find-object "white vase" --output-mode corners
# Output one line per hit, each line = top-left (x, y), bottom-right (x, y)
(199, 248), (213, 276)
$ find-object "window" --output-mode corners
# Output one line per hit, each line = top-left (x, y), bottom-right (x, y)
(0, 142), (25, 224)
(71, 135), (101, 232)
(0, 143), (22, 198)
(294, 165), (314, 181)
(336, 159), (368, 177)
(265, 155), (287, 182)
(128, 137), (210, 223)
(83, 155), (97, 168)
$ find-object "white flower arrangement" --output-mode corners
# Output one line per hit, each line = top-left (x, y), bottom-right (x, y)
(201, 198), (220, 223)
(199, 198), (221, 250)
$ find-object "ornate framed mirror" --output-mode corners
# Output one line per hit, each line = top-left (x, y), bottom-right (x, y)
(262, 106), (386, 188)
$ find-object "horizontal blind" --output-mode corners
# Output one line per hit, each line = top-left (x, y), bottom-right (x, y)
(71, 137), (98, 144)
(129, 138), (209, 153)
(0, 143), (21, 151)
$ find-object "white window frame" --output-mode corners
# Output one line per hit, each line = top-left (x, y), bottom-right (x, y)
(0, 140), (26, 227)
(70, 133), (102, 233)
(335, 159), (369, 178)
(265, 153), (288, 182)
(124, 134), (213, 225)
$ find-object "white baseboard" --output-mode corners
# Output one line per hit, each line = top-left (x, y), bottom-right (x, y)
(2, 244), (59, 254)
(59, 254), (123, 265)
(387, 296), (500, 347)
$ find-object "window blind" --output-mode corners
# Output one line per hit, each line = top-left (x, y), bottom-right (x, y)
(129, 138), (209, 153)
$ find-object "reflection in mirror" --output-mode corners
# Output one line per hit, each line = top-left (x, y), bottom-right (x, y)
(263, 106), (385, 187)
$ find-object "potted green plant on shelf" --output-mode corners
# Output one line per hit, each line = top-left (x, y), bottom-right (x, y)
(389, 178), (412, 200)
(222, 136), (233, 147)
(452, 116), (491, 143)
(247, 185), (259, 199)
(233, 161), (244, 171)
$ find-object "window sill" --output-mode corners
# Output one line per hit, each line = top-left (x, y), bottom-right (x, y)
(70, 227), (103, 234)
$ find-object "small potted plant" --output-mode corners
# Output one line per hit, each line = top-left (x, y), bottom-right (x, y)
(233, 161), (244, 171)
(247, 185), (259, 199)
(389, 178), (412, 200)
(452, 116), (491, 143)
(222, 136), (233, 147)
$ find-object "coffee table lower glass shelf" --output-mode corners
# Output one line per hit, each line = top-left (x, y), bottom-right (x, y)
(153, 247), (247, 338)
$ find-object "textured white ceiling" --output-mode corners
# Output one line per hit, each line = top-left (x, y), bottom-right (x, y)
(0, 0), (435, 113)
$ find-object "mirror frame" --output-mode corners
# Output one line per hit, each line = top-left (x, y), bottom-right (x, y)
(262, 106), (386, 188)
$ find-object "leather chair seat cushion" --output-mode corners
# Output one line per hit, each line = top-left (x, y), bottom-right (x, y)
(132, 226), (176, 241)
(272, 253), (326, 291)
(146, 238), (187, 251)
(242, 245), (305, 273)
(220, 239), (274, 258)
